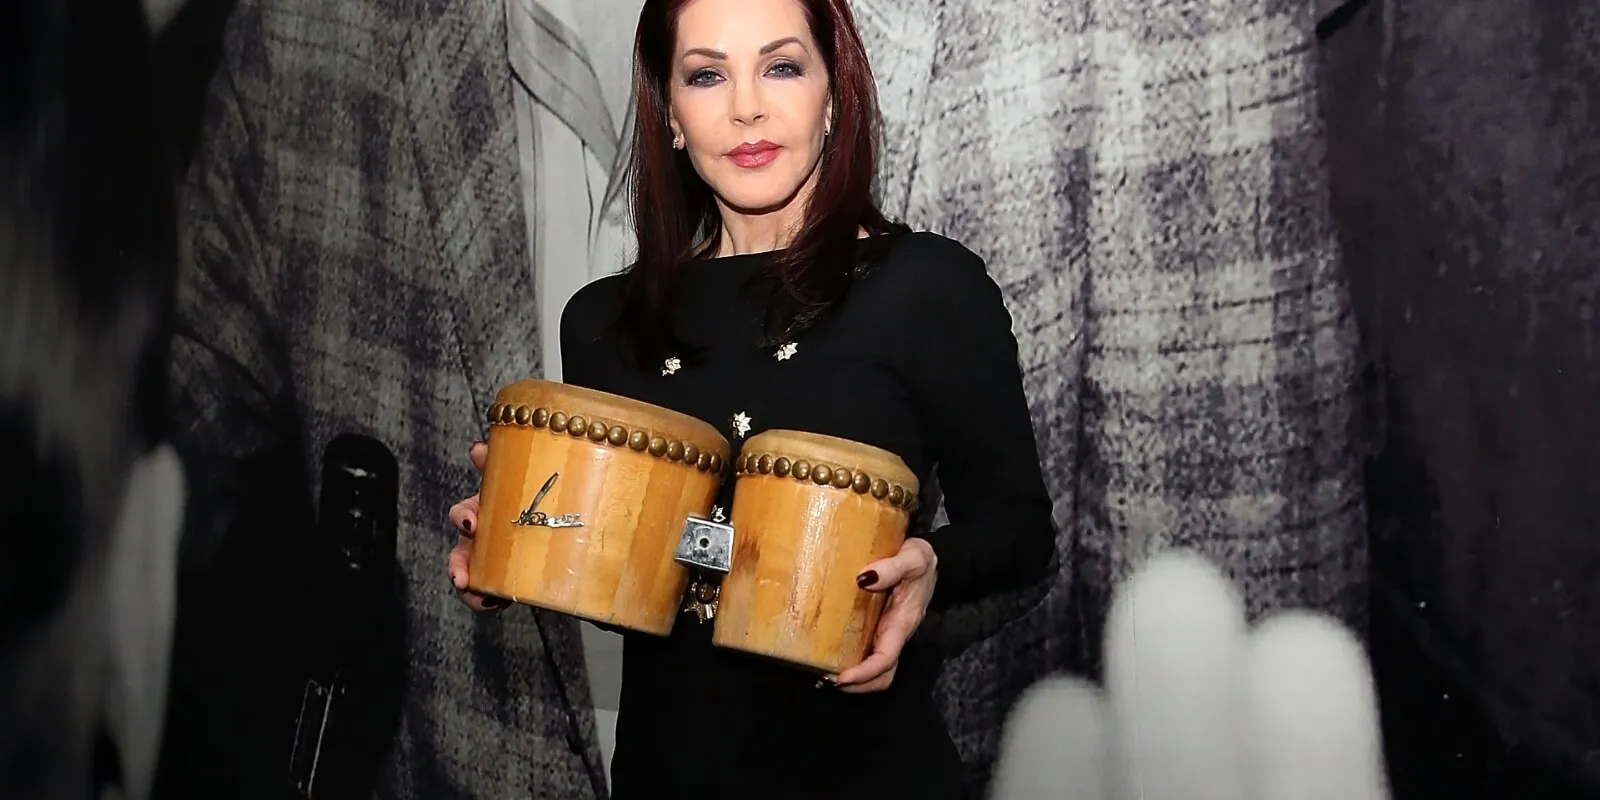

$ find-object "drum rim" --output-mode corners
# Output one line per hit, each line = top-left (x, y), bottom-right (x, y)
(488, 378), (731, 456)
(734, 428), (920, 511)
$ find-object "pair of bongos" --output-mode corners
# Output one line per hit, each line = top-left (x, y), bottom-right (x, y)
(466, 379), (919, 675)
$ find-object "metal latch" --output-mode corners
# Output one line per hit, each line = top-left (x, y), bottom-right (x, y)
(674, 516), (734, 574)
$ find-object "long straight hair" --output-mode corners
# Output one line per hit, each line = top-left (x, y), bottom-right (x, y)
(618, 0), (907, 366)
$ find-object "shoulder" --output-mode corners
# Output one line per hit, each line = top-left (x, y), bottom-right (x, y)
(560, 273), (625, 341)
(861, 231), (999, 303)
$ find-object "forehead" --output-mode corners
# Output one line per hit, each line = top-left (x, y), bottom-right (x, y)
(676, 0), (814, 53)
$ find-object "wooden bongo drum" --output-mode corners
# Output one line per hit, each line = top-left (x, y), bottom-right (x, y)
(467, 379), (730, 635)
(710, 430), (919, 674)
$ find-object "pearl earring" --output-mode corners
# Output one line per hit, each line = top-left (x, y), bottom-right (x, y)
(672, 134), (684, 149)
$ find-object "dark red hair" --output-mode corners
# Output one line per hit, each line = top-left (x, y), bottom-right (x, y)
(617, 0), (907, 366)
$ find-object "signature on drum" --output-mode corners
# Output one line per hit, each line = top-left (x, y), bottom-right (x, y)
(513, 472), (585, 529)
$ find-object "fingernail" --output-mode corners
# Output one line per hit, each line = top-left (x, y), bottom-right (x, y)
(484, 597), (510, 610)
(856, 570), (878, 588)
(472, 440), (485, 450)
(814, 677), (838, 690)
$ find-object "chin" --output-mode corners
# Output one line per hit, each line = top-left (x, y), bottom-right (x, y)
(714, 175), (806, 216)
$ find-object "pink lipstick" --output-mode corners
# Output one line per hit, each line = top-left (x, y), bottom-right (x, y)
(726, 140), (782, 169)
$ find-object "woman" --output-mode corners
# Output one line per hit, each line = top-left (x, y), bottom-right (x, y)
(447, 0), (1056, 795)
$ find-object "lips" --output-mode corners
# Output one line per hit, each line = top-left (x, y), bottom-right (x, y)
(726, 140), (782, 169)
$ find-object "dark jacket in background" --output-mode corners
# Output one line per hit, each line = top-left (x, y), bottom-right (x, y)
(157, 0), (605, 797)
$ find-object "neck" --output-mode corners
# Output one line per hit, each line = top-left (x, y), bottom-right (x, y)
(712, 170), (820, 257)
(714, 208), (801, 257)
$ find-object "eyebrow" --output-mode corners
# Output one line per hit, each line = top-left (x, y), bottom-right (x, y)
(682, 36), (806, 61)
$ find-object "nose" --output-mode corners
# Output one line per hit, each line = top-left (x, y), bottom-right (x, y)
(729, 77), (767, 126)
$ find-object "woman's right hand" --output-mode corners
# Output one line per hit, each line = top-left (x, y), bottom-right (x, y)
(447, 441), (510, 612)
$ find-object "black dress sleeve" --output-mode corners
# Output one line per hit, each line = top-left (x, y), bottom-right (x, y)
(901, 245), (1058, 610)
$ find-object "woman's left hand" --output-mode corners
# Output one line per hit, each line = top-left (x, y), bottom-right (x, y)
(835, 537), (939, 693)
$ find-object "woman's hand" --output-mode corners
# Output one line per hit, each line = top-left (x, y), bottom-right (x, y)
(446, 441), (510, 612)
(835, 537), (939, 693)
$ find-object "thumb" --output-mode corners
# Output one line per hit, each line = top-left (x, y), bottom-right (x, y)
(470, 440), (488, 472)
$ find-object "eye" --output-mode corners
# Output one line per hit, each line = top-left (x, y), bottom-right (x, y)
(687, 68), (722, 87)
(767, 60), (803, 78)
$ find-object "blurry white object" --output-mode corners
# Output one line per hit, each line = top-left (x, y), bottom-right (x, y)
(992, 551), (1389, 800)
(142, 0), (188, 32)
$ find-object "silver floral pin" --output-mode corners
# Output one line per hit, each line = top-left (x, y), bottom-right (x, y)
(661, 356), (681, 376)
(775, 342), (798, 361)
(731, 412), (752, 439)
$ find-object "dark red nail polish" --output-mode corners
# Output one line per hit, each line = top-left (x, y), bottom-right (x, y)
(856, 570), (878, 588)
(463, 517), (474, 533)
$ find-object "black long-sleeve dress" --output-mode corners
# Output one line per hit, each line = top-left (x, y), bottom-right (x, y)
(559, 231), (1057, 799)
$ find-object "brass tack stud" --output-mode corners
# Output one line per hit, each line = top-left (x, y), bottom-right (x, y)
(667, 441), (685, 461)
(487, 404), (502, 424)
(628, 430), (648, 451)
(684, 444), (700, 467)
(513, 405), (532, 425)
(851, 472), (872, 494)
(870, 478), (889, 499)
(567, 415), (587, 437)
(549, 412), (568, 432)
(608, 425), (628, 446)
(792, 460), (812, 481)
(648, 437), (668, 457)
(889, 485), (905, 505)
(811, 464), (833, 486)
(588, 421), (609, 442)
(708, 453), (723, 474)
(757, 454), (774, 475)
(499, 405), (515, 424)
(696, 451), (712, 470)
(773, 457), (791, 477)
(532, 408), (550, 428)
(830, 467), (852, 489)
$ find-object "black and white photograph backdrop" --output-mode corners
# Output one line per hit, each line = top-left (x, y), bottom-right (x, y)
(6, 0), (1588, 798)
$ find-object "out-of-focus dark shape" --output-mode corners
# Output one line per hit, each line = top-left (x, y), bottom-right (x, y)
(150, 0), (239, 170)
(0, 0), (182, 797)
(1321, 1), (1600, 797)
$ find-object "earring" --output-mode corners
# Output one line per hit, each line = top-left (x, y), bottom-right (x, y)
(672, 133), (685, 149)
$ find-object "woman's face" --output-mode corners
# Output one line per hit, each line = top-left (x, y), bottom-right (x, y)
(668, 0), (832, 216)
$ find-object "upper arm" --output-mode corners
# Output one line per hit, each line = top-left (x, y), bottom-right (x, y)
(901, 242), (1058, 601)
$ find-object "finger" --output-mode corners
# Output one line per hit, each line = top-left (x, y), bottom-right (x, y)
(1245, 612), (1390, 800)
(836, 663), (896, 694)
(448, 537), (473, 590)
(1103, 550), (1250, 800)
(855, 550), (922, 592)
(991, 676), (1109, 800)
(470, 440), (488, 472)
(448, 496), (481, 537)
(461, 591), (510, 612)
